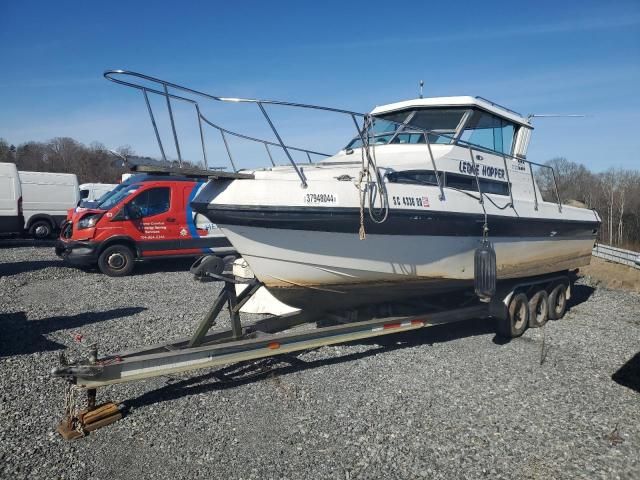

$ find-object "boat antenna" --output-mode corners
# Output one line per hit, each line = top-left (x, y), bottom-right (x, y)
(419, 80), (424, 99)
(527, 114), (586, 120)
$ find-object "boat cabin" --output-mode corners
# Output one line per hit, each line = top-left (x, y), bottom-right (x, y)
(337, 96), (544, 204)
(348, 96), (532, 160)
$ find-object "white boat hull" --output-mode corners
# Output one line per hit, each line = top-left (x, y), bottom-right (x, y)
(219, 225), (595, 310)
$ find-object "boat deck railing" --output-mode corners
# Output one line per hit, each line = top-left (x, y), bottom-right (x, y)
(104, 69), (563, 213)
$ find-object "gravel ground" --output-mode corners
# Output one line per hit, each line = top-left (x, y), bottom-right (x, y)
(1, 241), (639, 480)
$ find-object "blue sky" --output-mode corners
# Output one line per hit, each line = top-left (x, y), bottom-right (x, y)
(1, 0), (639, 171)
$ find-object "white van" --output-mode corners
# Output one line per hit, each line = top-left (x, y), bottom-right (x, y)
(0, 162), (23, 235)
(18, 171), (80, 238)
(79, 183), (117, 203)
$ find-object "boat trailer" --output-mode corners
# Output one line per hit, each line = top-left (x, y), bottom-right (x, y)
(52, 258), (572, 440)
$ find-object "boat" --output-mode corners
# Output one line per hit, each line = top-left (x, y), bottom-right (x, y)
(105, 70), (601, 311)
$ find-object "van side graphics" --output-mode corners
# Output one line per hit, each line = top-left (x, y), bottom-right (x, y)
(186, 182), (221, 253)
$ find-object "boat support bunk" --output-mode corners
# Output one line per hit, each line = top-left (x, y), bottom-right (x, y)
(52, 258), (574, 440)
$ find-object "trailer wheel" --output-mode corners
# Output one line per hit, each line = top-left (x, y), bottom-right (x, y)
(29, 219), (53, 239)
(528, 290), (549, 328)
(548, 283), (568, 320)
(98, 244), (135, 277)
(497, 292), (529, 338)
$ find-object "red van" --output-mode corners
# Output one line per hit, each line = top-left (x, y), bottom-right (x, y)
(55, 173), (234, 276)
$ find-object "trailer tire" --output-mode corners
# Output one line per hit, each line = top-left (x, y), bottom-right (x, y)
(98, 244), (135, 277)
(29, 219), (54, 239)
(528, 290), (549, 328)
(548, 283), (568, 320)
(497, 292), (529, 338)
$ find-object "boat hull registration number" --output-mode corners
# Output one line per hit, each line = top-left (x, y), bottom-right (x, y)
(304, 193), (338, 205)
(392, 195), (429, 208)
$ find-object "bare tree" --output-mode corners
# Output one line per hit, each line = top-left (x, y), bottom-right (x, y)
(0, 138), (11, 162)
(533, 159), (640, 249)
(12, 137), (125, 183)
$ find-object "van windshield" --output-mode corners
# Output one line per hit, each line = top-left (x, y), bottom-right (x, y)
(98, 184), (140, 210)
(95, 186), (118, 203)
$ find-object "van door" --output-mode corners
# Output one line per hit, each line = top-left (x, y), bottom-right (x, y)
(125, 186), (183, 256)
(0, 163), (22, 234)
(177, 182), (207, 254)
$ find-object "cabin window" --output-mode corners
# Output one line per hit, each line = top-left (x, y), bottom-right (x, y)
(480, 179), (510, 195)
(388, 169), (509, 196)
(376, 111), (409, 125)
(459, 110), (516, 154)
(446, 172), (510, 196)
(445, 173), (476, 191)
(388, 108), (467, 144)
(387, 170), (441, 186)
(347, 115), (405, 148)
(346, 108), (468, 149)
(389, 132), (425, 144)
(79, 189), (89, 199)
(406, 109), (467, 142)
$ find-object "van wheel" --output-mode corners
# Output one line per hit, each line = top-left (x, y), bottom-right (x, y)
(98, 245), (135, 277)
(528, 290), (549, 328)
(548, 283), (568, 320)
(29, 219), (53, 239)
(497, 292), (529, 338)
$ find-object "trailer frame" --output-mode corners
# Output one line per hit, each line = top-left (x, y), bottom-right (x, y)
(52, 265), (574, 439)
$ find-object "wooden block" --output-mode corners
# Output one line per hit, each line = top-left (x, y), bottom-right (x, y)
(83, 402), (120, 425)
(56, 421), (84, 441)
(84, 412), (123, 432)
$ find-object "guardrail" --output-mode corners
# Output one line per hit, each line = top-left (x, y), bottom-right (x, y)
(593, 243), (640, 269)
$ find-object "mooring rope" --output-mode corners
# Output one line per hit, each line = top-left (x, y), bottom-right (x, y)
(357, 115), (389, 239)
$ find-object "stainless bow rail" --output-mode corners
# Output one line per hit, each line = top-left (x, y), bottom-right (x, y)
(104, 69), (563, 211)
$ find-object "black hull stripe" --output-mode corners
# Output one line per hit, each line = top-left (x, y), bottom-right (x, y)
(191, 202), (599, 238)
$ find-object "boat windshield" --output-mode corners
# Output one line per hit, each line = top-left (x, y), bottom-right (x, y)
(97, 184), (140, 210)
(458, 109), (516, 154)
(346, 108), (467, 149)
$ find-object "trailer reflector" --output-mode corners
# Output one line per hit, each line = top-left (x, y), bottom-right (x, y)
(383, 322), (402, 330)
(371, 320), (424, 333)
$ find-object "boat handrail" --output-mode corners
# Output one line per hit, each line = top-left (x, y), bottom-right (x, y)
(104, 69), (562, 212)
(105, 69), (344, 185)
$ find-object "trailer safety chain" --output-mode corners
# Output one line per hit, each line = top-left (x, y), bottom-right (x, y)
(98, 356), (122, 367)
(63, 383), (87, 437)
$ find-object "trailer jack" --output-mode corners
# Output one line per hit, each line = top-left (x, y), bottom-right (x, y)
(55, 346), (124, 440)
(57, 397), (124, 441)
